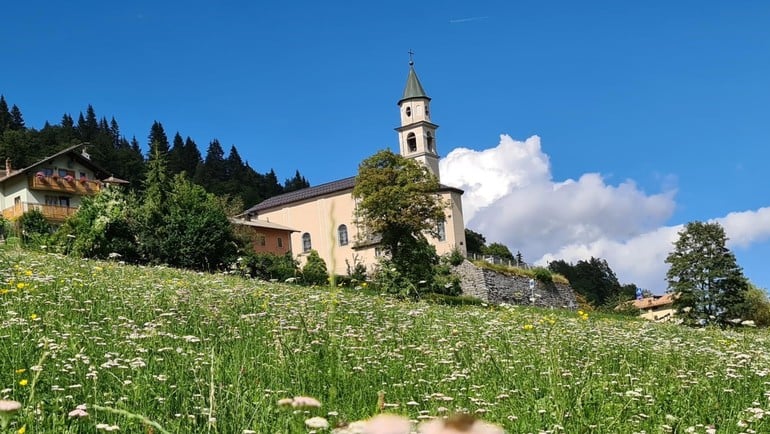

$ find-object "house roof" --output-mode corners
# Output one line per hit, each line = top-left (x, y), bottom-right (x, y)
(631, 293), (677, 309)
(0, 143), (111, 183)
(242, 175), (463, 215)
(398, 63), (430, 105)
(229, 217), (298, 232)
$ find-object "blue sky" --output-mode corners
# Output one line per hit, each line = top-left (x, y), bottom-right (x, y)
(3, 1), (770, 293)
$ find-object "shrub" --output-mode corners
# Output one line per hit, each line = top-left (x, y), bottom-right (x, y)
(533, 267), (553, 283)
(372, 259), (418, 298)
(237, 252), (298, 282)
(447, 247), (465, 266)
(345, 255), (368, 284)
(301, 250), (329, 286)
(17, 210), (51, 246)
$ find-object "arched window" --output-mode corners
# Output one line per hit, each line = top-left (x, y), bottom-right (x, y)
(338, 224), (349, 246)
(407, 133), (417, 153)
(426, 132), (434, 153)
(436, 221), (446, 241)
(405, 106), (412, 117)
(302, 233), (312, 252)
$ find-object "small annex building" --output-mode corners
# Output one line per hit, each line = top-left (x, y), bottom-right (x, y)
(238, 61), (467, 275)
(0, 144), (124, 224)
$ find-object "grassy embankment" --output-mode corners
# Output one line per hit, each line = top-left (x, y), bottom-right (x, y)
(1, 247), (769, 433)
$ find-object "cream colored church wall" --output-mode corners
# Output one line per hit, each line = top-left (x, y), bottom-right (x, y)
(257, 191), (378, 276)
(258, 189), (467, 276)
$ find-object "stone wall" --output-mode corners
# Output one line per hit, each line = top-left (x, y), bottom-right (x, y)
(453, 260), (578, 309)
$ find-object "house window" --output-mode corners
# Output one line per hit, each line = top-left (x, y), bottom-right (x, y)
(338, 224), (348, 246)
(302, 233), (312, 253)
(436, 220), (446, 242)
(45, 196), (70, 207)
(277, 237), (283, 248)
(407, 133), (417, 153)
(255, 233), (266, 246)
(80, 172), (87, 180)
(43, 168), (54, 176)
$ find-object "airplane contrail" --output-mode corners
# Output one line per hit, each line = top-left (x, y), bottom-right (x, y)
(449, 16), (489, 24)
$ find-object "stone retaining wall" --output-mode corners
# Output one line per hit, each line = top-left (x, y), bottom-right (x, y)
(453, 260), (577, 309)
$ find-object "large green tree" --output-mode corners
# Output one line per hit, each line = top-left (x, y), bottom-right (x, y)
(352, 149), (446, 289)
(464, 228), (486, 256)
(665, 221), (749, 326)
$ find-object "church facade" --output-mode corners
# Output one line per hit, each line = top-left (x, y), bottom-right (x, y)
(237, 62), (467, 275)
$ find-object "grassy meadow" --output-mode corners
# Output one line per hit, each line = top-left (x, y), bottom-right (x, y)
(2, 247), (770, 433)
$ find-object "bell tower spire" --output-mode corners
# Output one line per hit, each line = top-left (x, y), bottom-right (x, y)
(396, 53), (440, 179)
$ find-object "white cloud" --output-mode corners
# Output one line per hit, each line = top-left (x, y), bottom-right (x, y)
(440, 134), (770, 294)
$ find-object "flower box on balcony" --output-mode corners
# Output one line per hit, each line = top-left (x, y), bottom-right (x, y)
(64, 175), (74, 182)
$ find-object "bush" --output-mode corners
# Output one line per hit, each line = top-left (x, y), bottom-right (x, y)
(237, 252), (298, 282)
(533, 267), (553, 283)
(301, 250), (329, 286)
(447, 247), (465, 266)
(51, 187), (139, 261)
(17, 210), (51, 246)
(345, 255), (368, 284)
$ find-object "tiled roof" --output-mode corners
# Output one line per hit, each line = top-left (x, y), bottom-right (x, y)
(243, 175), (463, 214)
(632, 293), (677, 309)
(0, 143), (110, 183)
(229, 217), (298, 232)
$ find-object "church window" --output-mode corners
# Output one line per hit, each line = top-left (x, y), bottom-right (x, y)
(405, 106), (411, 117)
(302, 233), (312, 252)
(338, 224), (349, 246)
(277, 237), (283, 248)
(426, 132), (434, 153)
(407, 133), (417, 153)
(255, 233), (266, 246)
(436, 220), (446, 242)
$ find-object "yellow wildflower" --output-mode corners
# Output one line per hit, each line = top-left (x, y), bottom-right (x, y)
(19, 379), (28, 386)
(30, 314), (37, 320)
(15, 369), (26, 374)
(522, 324), (534, 331)
(17, 425), (26, 434)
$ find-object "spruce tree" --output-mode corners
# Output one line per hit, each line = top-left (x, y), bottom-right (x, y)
(666, 221), (749, 326)
(9, 105), (25, 130)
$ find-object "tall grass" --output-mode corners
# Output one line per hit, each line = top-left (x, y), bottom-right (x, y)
(1, 247), (769, 433)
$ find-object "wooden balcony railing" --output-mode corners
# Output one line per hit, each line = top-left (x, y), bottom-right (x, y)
(28, 175), (101, 195)
(2, 202), (78, 222)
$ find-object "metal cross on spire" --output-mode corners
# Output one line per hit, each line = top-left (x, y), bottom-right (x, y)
(408, 49), (415, 66)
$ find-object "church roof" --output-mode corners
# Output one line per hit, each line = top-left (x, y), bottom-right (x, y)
(243, 176), (463, 215)
(398, 64), (430, 104)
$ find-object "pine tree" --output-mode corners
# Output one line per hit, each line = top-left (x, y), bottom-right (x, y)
(167, 132), (186, 175)
(284, 170), (310, 193)
(9, 105), (25, 130)
(0, 96), (12, 133)
(147, 121), (169, 156)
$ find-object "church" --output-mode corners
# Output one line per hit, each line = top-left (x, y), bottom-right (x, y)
(236, 61), (467, 275)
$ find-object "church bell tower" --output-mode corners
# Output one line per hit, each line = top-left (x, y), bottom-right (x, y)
(396, 58), (440, 179)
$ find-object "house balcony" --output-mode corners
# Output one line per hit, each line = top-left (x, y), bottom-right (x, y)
(2, 202), (78, 222)
(28, 175), (101, 195)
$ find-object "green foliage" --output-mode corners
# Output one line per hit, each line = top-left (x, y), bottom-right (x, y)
(237, 252), (298, 282)
(666, 221), (749, 327)
(742, 285), (770, 327)
(533, 267), (553, 283)
(302, 250), (329, 286)
(432, 259), (462, 296)
(158, 175), (237, 270)
(17, 210), (51, 246)
(353, 149), (446, 289)
(52, 187), (138, 260)
(345, 255), (368, 283)
(483, 242), (514, 262)
(7, 249), (770, 431)
(548, 257), (631, 307)
(464, 228), (486, 256)
(421, 292), (485, 306)
(372, 260), (418, 298)
(447, 246), (465, 266)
